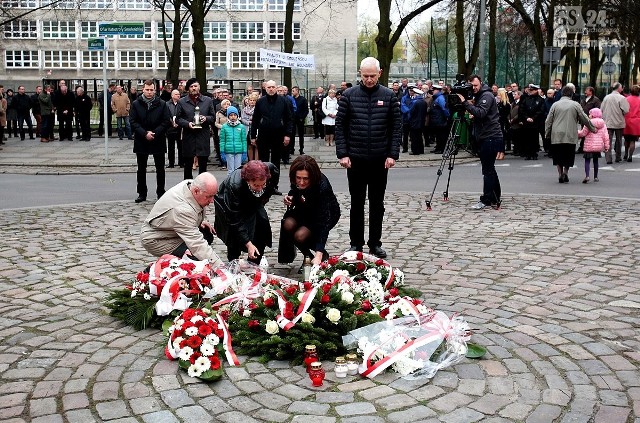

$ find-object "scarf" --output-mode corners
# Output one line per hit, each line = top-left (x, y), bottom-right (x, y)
(141, 94), (156, 110)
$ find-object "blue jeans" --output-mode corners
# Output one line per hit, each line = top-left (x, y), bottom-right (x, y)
(226, 153), (243, 175)
(116, 116), (131, 138)
(478, 137), (503, 205)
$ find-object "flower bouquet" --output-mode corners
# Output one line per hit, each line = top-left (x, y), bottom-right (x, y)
(105, 254), (217, 330)
(165, 308), (237, 381)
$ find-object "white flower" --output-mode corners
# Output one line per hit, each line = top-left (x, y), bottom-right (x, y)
(331, 269), (350, 281)
(297, 292), (305, 302)
(131, 290), (138, 298)
(178, 346), (194, 361)
(393, 269), (405, 285)
(194, 356), (211, 372)
(204, 334), (220, 345)
(167, 325), (176, 334)
(242, 309), (252, 317)
(201, 308), (211, 315)
(184, 327), (198, 337)
(172, 336), (184, 349)
(336, 283), (350, 292)
(200, 343), (216, 357)
(265, 320), (279, 334)
(417, 304), (429, 314)
(301, 312), (316, 324)
(341, 291), (354, 304)
(174, 318), (185, 327)
(263, 292), (274, 301)
(187, 364), (203, 378)
(326, 308), (341, 324)
(190, 315), (204, 323)
(143, 293), (151, 301)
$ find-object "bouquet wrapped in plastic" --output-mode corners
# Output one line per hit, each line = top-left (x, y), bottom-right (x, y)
(342, 306), (470, 379)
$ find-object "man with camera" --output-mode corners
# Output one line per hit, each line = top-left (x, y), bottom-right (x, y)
(456, 74), (504, 211)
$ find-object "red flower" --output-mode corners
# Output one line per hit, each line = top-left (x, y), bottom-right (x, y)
(356, 262), (366, 272)
(209, 355), (221, 370)
(380, 308), (390, 318)
(219, 310), (230, 321)
(361, 300), (373, 311)
(356, 252), (363, 260)
(198, 325), (213, 337)
(248, 319), (260, 329)
(354, 310), (364, 316)
(182, 309), (196, 320)
(375, 259), (385, 266)
(321, 294), (330, 305)
(322, 283), (332, 294)
(179, 262), (196, 272)
(303, 281), (313, 291)
(285, 285), (298, 295)
(170, 270), (180, 278)
(189, 351), (201, 364)
(264, 297), (275, 308)
(215, 328), (224, 338)
(320, 262), (328, 269)
(160, 260), (171, 269)
(248, 302), (258, 310)
(136, 272), (150, 282)
(283, 302), (295, 319)
(200, 275), (211, 285)
(389, 288), (399, 297)
(179, 339), (188, 349)
(328, 257), (339, 266)
(412, 298), (422, 305)
(187, 336), (202, 349)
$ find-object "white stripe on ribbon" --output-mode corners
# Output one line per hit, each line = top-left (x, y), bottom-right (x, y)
(217, 314), (240, 366)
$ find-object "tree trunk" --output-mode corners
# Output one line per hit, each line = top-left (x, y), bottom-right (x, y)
(619, 46), (632, 87)
(167, 0), (183, 86)
(283, 0), (295, 88)
(375, 0), (393, 85)
(455, 0), (479, 77)
(487, 0), (497, 84)
(189, 0), (207, 87)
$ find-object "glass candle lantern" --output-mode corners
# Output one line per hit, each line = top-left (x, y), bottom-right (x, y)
(193, 106), (202, 128)
(303, 345), (318, 372)
(345, 353), (359, 375)
(309, 361), (325, 386)
(334, 356), (348, 378)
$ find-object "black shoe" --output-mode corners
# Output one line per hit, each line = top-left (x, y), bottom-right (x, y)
(402, 149), (408, 153)
(430, 149), (443, 154)
(76, 135), (82, 140)
(128, 137), (134, 140)
(615, 158), (622, 163)
(369, 246), (387, 259)
(166, 165), (174, 168)
(135, 195), (146, 203)
(157, 191), (165, 199)
(563, 174), (569, 183)
(348, 245), (363, 252)
(628, 157), (633, 162)
(299, 150), (305, 155)
(273, 189), (282, 196)
(606, 161), (613, 164)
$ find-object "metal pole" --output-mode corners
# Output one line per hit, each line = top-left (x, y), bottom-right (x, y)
(478, 0), (486, 78)
(428, 17), (433, 79)
(445, 19), (449, 83)
(103, 48), (109, 162)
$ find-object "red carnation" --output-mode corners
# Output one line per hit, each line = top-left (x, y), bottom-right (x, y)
(136, 272), (150, 282)
(328, 257), (339, 266)
(209, 355), (221, 370)
(375, 259), (385, 266)
(215, 328), (224, 338)
(412, 298), (422, 305)
(361, 300), (373, 311)
(322, 283), (332, 294)
(380, 308), (390, 318)
(284, 309), (295, 320)
(170, 270), (180, 278)
(187, 336), (202, 349)
(264, 297), (275, 308)
(179, 339), (188, 349)
(179, 262), (196, 272)
(321, 262), (328, 269)
(354, 310), (364, 316)
(218, 310), (230, 321)
(160, 260), (171, 269)
(303, 281), (313, 291)
(200, 275), (211, 285)
(389, 288), (399, 297)
(182, 309), (196, 320)
(356, 262), (366, 272)
(248, 302), (258, 310)
(198, 325), (213, 337)
(189, 351), (201, 364)
(356, 252), (363, 260)
(285, 285), (298, 295)
(320, 294), (330, 305)
(248, 319), (260, 329)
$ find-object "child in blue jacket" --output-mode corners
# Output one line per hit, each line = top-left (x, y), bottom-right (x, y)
(219, 106), (247, 175)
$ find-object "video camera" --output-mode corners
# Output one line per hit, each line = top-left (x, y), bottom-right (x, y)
(447, 73), (474, 111)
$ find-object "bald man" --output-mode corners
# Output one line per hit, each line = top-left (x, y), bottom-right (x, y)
(140, 172), (224, 267)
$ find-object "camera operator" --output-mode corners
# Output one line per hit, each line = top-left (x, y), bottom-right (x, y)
(456, 74), (504, 211)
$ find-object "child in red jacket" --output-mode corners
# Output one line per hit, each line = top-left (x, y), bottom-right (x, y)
(578, 107), (610, 183)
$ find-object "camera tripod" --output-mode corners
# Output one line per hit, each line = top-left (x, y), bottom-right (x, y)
(425, 113), (469, 211)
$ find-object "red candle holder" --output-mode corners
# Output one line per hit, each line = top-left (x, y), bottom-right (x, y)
(309, 361), (325, 387)
(303, 345), (318, 373)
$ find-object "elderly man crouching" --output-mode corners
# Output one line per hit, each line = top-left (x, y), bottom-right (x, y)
(140, 172), (224, 268)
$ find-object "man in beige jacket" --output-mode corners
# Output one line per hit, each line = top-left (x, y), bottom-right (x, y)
(600, 82), (630, 163)
(140, 172), (224, 268)
(111, 85), (133, 140)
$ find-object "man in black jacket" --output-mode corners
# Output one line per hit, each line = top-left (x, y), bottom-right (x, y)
(457, 74), (504, 210)
(31, 85), (42, 138)
(14, 86), (35, 140)
(74, 86), (93, 141)
(129, 80), (171, 203)
(250, 80), (292, 194)
(335, 57), (401, 259)
(53, 81), (75, 141)
(309, 87), (325, 139)
(291, 86), (309, 155)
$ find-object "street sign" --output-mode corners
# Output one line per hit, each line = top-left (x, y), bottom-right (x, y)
(543, 46), (562, 64)
(98, 22), (145, 36)
(87, 38), (106, 51)
(602, 61), (617, 75)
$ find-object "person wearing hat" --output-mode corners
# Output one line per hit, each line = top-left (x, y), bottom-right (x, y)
(219, 105), (247, 176)
(428, 84), (450, 154)
(176, 78), (216, 180)
(129, 79), (172, 203)
(518, 83), (545, 160)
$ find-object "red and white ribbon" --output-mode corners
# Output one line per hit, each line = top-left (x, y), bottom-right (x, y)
(216, 314), (240, 366)
(274, 287), (318, 330)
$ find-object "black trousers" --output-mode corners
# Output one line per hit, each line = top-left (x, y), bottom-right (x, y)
(171, 227), (214, 260)
(167, 132), (183, 167)
(410, 128), (424, 154)
(402, 123), (410, 152)
(433, 125), (448, 151)
(136, 153), (165, 197)
(17, 112), (34, 139)
(183, 156), (208, 180)
(313, 115), (324, 138)
(292, 118), (305, 154)
(98, 110), (113, 136)
(79, 115), (91, 140)
(346, 157), (389, 248)
(257, 127), (284, 188)
(58, 114), (74, 140)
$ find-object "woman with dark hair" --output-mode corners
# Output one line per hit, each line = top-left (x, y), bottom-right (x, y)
(623, 85), (640, 162)
(214, 160), (279, 262)
(279, 155), (340, 270)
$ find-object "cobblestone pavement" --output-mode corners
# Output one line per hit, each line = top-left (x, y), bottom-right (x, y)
(1, 192), (639, 423)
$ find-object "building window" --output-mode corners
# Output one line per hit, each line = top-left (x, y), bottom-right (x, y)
(80, 21), (99, 38)
(203, 22), (226, 40)
(42, 21), (76, 39)
(210, 0), (225, 9)
(42, 0), (75, 7)
(158, 22), (190, 40)
(231, 51), (260, 69)
(3, 20), (37, 38)
(229, 0), (264, 11)
(157, 51), (168, 69)
(118, 0), (151, 9)
(206, 51), (227, 67)
(82, 51), (110, 68)
(119, 51), (153, 68)
(5, 50), (39, 68)
(43, 50), (78, 68)
(231, 22), (263, 40)
(267, 0), (300, 11)
(80, 0), (112, 8)
(1, 0), (37, 7)
(119, 22), (152, 39)
(180, 51), (190, 68)
(268, 22), (300, 40)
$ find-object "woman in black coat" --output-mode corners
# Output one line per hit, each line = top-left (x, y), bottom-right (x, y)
(279, 155), (340, 270)
(214, 160), (279, 262)
(129, 81), (171, 202)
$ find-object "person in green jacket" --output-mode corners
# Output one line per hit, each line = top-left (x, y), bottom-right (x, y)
(219, 106), (247, 175)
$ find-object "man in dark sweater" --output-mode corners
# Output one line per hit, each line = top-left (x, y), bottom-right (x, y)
(250, 80), (292, 193)
(335, 57), (401, 259)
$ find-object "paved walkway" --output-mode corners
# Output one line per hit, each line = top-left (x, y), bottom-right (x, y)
(0, 134), (474, 174)
(1, 190), (639, 422)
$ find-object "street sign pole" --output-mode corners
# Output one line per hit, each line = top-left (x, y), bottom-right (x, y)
(103, 51), (108, 162)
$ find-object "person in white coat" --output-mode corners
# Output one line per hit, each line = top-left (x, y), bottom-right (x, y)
(322, 89), (338, 146)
